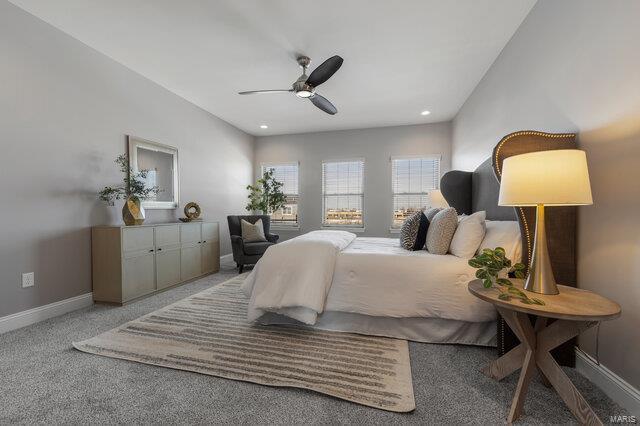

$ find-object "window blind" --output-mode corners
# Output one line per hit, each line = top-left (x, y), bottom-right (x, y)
(391, 157), (440, 228)
(322, 160), (364, 227)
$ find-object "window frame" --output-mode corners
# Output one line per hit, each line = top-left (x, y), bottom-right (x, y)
(321, 158), (366, 231)
(260, 161), (301, 230)
(389, 155), (442, 232)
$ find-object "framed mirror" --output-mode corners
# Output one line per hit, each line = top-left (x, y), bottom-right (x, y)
(128, 135), (179, 209)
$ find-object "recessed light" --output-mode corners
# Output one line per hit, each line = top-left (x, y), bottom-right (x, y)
(260, 125), (268, 129)
(420, 110), (431, 116)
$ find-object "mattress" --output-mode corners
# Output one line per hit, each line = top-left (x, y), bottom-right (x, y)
(323, 237), (497, 323)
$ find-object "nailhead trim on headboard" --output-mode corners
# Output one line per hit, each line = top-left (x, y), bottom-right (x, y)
(492, 130), (576, 269)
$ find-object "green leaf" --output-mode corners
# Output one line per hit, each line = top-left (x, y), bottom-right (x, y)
(508, 287), (524, 296)
(476, 269), (489, 279)
(468, 259), (483, 268)
(532, 298), (545, 305)
(514, 271), (525, 279)
(496, 278), (513, 287)
(483, 278), (492, 288)
(498, 293), (511, 301)
(494, 247), (506, 256)
(513, 263), (526, 270)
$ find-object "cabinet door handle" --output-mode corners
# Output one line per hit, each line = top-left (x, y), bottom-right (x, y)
(157, 248), (163, 251)
(149, 249), (154, 253)
(202, 240), (207, 243)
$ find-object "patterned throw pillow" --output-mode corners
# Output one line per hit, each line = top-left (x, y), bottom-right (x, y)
(425, 207), (458, 254)
(241, 218), (267, 243)
(400, 211), (429, 251)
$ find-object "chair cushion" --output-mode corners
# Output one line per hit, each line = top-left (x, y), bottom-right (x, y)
(243, 241), (274, 255)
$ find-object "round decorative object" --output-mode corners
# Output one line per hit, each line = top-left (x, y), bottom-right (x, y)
(122, 195), (145, 226)
(184, 202), (201, 220)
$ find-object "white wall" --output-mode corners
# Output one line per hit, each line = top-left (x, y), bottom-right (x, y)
(452, 0), (640, 389)
(0, 2), (254, 318)
(255, 123), (451, 240)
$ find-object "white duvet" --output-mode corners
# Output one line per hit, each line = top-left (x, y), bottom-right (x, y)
(241, 230), (356, 324)
(324, 238), (496, 322)
(242, 223), (521, 325)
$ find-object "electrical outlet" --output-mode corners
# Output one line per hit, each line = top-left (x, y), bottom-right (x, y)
(22, 272), (34, 288)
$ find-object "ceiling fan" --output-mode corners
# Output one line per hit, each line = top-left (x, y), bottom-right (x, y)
(238, 55), (343, 115)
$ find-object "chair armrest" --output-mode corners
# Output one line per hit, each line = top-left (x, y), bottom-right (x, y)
(266, 233), (279, 243)
(230, 235), (245, 261)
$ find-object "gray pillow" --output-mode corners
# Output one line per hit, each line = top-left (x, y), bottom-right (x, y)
(425, 207), (442, 222)
(241, 218), (267, 243)
(425, 207), (458, 254)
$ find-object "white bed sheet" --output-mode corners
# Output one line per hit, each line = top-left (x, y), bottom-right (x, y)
(324, 237), (497, 323)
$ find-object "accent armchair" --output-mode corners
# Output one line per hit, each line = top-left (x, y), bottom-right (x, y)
(227, 215), (279, 273)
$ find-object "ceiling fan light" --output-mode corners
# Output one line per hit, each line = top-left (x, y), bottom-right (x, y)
(295, 90), (313, 98)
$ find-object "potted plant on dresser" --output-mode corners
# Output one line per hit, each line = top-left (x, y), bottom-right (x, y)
(98, 154), (160, 225)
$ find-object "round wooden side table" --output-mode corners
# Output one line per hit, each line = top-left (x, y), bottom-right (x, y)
(468, 279), (621, 425)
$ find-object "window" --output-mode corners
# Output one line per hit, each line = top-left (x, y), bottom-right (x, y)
(391, 156), (441, 228)
(261, 163), (299, 227)
(322, 159), (364, 228)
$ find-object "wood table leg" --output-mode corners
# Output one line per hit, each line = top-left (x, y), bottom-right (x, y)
(482, 311), (602, 424)
(499, 310), (538, 423)
(481, 343), (525, 380)
(535, 320), (602, 425)
(534, 317), (552, 388)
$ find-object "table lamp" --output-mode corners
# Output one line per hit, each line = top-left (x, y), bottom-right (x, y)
(427, 189), (450, 209)
(498, 150), (592, 295)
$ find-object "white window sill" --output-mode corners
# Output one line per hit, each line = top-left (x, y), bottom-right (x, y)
(321, 226), (366, 233)
(388, 228), (401, 234)
(270, 225), (300, 231)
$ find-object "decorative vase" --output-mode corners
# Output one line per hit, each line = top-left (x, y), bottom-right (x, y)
(122, 195), (145, 226)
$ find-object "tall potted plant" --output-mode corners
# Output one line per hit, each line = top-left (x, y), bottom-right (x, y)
(245, 169), (287, 215)
(98, 154), (160, 226)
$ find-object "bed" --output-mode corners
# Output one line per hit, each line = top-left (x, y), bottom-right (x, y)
(255, 230), (520, 346)
(242, 131), (579, 361)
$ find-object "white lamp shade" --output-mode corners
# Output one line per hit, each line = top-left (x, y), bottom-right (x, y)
(427, 189), (449, 208)
(498, 149), (593, 206)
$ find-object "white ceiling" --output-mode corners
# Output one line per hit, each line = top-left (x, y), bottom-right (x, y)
(10, 0), (536, 136)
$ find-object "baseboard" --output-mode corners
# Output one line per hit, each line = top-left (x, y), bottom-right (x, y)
(0, 292), (94, 334)
(575, 348), (640, 415)
(220, 253), (233, 263)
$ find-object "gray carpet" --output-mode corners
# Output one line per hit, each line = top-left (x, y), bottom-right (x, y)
(0, 260), (627, 424)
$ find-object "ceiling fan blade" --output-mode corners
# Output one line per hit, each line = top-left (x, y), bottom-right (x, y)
(238, 89), (293, 95)
(309, 94), (337, 115)
(305, 55), (343, 87)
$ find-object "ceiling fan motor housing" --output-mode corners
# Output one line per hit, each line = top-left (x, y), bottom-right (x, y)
(293, 81), (314, 98)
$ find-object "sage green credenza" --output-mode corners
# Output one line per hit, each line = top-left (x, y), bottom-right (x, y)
(91, 222), (220, 304)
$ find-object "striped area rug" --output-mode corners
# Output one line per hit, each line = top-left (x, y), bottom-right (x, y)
(73, 275), (415, 412)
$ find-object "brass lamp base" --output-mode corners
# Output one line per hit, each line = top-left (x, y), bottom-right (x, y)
(524, 204), (559, 295)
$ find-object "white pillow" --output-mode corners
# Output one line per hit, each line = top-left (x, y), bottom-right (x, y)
(449, 211), (486, 258)
(477, 220), (522, 263)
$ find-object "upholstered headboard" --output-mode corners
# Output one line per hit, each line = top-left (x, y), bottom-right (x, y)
(441, 158), (516, 221)
(441, 130), (579, 366)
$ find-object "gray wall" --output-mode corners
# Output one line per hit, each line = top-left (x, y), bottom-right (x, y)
(0, 2), (254, 318)
(452, 0), (640, 388)
(255, 123), (451, 240)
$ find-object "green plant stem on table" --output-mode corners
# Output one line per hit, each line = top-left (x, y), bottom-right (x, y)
(98, 154), (160, 205)
(469, 247), (545, 306)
